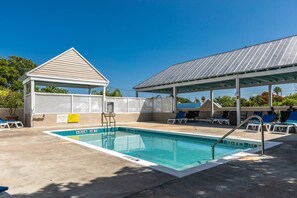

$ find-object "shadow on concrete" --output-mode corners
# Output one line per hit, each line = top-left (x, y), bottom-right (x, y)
(13, 166), (174, 198)
(128, 135), (297, 198)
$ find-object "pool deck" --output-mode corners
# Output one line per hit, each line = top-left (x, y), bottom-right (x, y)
(1, 122), (297, 197)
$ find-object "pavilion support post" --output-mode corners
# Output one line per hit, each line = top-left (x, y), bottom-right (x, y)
(135, 91), (139, 98)
(268, 84), (273, 108)
(236, 75), (241, 125)
(30, 80), (35, 127)
(23, 83), (27, 124)
(210, 90), (214, 118)
(102, 86), (106, 113)
(173, 87), (177, 113)
(88, 88), (92, 112)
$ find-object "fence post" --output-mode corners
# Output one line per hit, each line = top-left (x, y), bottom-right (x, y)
(89, 95), (92, 112)
(71, 95), (74, 113)
(127, 98), (129, 113)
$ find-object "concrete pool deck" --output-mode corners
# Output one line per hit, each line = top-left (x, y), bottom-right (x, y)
(1, 122), (297, 197)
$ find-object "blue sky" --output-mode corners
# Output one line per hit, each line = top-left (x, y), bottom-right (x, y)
(1, 0), (297, 98)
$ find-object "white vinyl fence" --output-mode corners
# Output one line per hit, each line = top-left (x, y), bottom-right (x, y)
(30, 93), (173, 114)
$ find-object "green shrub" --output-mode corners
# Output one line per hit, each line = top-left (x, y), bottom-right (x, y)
(0, 87), (23, 115)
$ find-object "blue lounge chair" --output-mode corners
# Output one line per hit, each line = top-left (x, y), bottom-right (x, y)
(0, 186), (13, 198)
(167, 111), (188, 124)
(246, 114), (276, 132)
(0, 118), (23, 128)
(272, 111), (297, 134)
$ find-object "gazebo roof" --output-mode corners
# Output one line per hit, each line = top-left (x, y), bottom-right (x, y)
(21, 48), (109, 88)
(134, 35), (297, 93)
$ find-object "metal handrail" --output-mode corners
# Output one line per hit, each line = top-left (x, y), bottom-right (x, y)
(211, 115), (264, 160)
(102, 112), (116, 131)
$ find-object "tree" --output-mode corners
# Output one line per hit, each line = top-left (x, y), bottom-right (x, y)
(91, 90), (100, 95)
(201, 96), (206, 103)
(112, 88), (123, 97)
(38, 86), (68, 94)
(93, 88), (123, 97)
(0, 56), (36, 91)
(249, 95), (266, 106)
(177, 97), (192, 103)
(194, 97), (200, 103)
(0, 87), (23, 115)
(282, 98), (297, 106)
(215, 96), (235, 107)
(273, 86), (282, 96)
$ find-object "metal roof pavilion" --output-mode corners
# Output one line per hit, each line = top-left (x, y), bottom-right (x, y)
(134, 35), (297, 125)
(134, 35), (297, 93)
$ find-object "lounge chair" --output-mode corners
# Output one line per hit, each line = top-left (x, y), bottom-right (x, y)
(212, 111), (230, 125)
(0, 120), (10, 131)
(0, 118), (23, 128)
(272, 111), (297, 134)
(246, 114), (276, 133)
(0, 186), (13, 198)
(167, 111), (188, 124)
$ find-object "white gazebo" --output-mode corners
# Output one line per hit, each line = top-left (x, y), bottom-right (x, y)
(20, 48), (109, 126)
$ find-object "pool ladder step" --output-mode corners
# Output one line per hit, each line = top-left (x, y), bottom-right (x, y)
(102, 113), (116, 132)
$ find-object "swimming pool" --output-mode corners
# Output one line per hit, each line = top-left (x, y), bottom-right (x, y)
(47, 127), (270, 176)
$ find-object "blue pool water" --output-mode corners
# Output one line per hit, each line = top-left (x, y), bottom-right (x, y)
(52, 127), (259, 171)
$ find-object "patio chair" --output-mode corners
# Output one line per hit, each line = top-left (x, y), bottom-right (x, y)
(0, 120), (10, 131)
(272, 111), (297, 134)
(167, 111), (188, 124)
(0, 118), (23, 128)
(0, 186), (13, 198)
(246, 114), (276, 133)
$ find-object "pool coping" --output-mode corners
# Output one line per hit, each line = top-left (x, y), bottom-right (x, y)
(44, 126), (282, 178)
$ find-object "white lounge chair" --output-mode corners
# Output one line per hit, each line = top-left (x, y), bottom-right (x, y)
(0, 121), (10, 131)
(0, 119), (23, 128)
(246, 114), (276, 133)
(167, 112), (188, 124)
(272, 112), (297, 134)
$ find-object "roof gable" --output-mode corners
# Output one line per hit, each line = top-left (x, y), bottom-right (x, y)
(199, 99), (222, 111)
(27, 48), (108, 83)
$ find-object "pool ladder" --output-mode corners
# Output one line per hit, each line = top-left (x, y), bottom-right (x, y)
(211, 115), (265, 160)
(102, 113), (116, 132)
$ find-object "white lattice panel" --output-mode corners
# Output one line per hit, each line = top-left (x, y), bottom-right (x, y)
(35, 94), (71, 113)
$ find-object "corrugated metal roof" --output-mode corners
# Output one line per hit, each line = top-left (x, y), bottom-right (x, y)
(134, 35), (297, 89)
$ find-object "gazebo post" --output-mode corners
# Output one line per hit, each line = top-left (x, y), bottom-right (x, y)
(135, 91), (139, 98)
(236, 75), (241, 125)
(173, 86), (177, 113)
(88, 88), (92, 112)
(210, 89), (214, 118)
(268, 84), (273, 109)
(30, 80), (35, 127)
(23, 83), (27, 124)
(102, 86), (106, 113)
